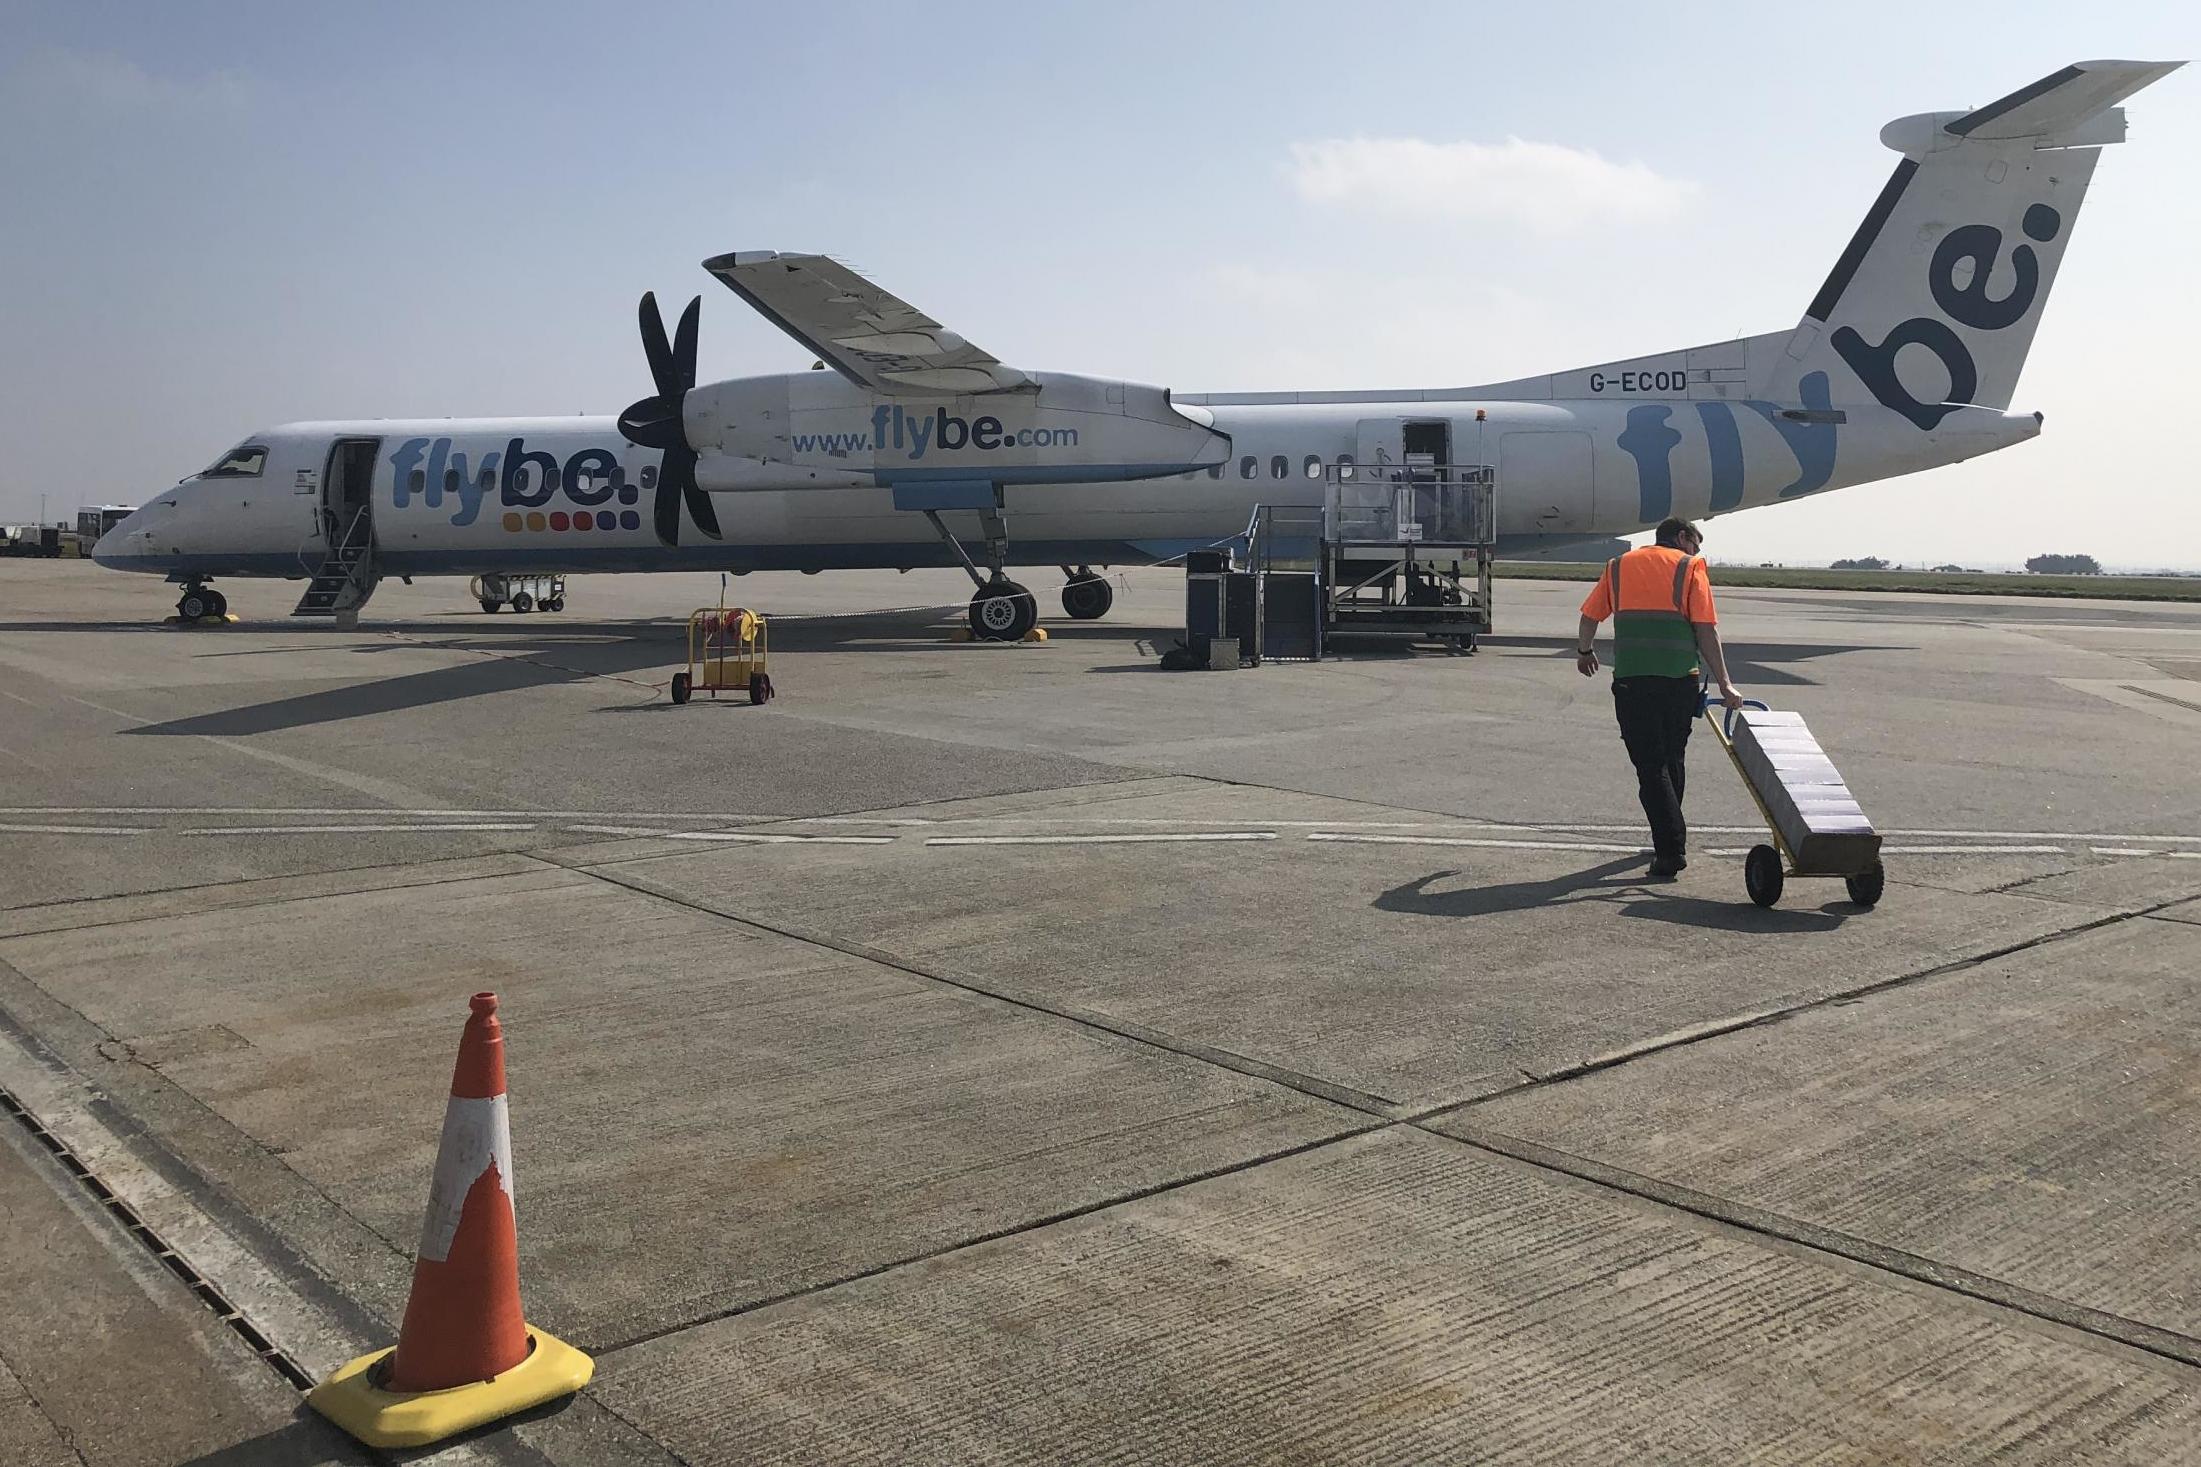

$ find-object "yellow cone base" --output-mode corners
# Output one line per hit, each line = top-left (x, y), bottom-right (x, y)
(161, 613), (239, 627)
(307, 1327), (594, 1449)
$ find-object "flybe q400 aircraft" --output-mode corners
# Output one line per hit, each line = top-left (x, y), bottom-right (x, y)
(96, 59), (2182, 638)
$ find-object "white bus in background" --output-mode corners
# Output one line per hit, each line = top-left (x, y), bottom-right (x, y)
(75, 505), (136, 549)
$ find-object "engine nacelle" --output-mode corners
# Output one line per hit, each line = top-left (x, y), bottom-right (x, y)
(682, 369), (1230, 491)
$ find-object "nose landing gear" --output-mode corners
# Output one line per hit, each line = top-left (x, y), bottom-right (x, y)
(175, 580), (228, 621)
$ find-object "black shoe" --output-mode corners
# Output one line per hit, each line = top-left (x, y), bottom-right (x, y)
(1646, 855), (1688, 880)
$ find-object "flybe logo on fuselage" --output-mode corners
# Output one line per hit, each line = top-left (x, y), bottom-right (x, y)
(388, 437), (658, 528)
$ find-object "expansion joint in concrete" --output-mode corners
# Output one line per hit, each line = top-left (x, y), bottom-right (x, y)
(535, 853), (1400, 1117)
(1434, 1121), (2201, 1377)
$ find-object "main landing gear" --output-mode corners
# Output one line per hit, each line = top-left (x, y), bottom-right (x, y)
(1060, 566), (1113, 620)
(175, 579), (228, 620)
(922, 505), (1043, 641)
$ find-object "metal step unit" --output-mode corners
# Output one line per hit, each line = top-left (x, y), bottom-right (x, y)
(292, 510), (379, 622)
(1316, 458), (1495, 653)
(1219, 461), (1496, 663)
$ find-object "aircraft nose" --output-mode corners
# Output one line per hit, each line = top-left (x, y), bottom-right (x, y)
(92, 504), (165, 570)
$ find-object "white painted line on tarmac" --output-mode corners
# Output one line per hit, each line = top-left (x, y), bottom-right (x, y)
(2093, 847), (2153, 857)
(1878, 845), (2067, 855)
(0, 806), (792, 820)
(0, 822), (147, 836)
(567, 822), (893, 844)
(1887, 828), (2201, 843)
(926, 832), (1278, 846)
(1310, 833), (1646, 853)
(177, 823), (537, 836)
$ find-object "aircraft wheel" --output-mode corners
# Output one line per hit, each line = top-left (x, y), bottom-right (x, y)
(510, 590), (535, 614)
(207, 590), (229, 618)
(1845, 863), (1886, 908)
(671, 672), (692, 705)
(1745, 844), (1785, 908)
(971, 580), (1037, 641)
(544, 597), (565, 613)
(480, 598), (502, 614)
(177, 588), (213, 621)
(1061, 575), (1113, 620)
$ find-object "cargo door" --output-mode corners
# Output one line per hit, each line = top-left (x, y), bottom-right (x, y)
(1498, 431), (1597, 534)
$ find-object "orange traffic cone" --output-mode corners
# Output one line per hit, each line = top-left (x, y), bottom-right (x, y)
(308, 993), (592, 1448)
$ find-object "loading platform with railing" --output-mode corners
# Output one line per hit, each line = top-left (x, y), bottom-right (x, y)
(1212, 460), (1496, 663)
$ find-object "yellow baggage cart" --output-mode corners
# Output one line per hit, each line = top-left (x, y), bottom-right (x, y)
(673, 606), (774, 705)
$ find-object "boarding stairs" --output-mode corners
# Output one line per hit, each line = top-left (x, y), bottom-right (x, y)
(293, 510), (380, 621)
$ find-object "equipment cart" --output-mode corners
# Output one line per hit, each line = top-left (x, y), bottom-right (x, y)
(470, 573), (565, 613)
(673, 606), (774, 705)
(1704, 696), (1885, 909)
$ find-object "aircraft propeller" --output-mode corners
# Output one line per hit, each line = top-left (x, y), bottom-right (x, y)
(617, 291), (722, 546)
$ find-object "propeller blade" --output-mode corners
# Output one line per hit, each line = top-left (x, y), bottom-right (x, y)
(653, 462), (684, 546)
(684, 480), (722, 540)
(672, 296), (701, 393)
(638, 291), (677, 398)
(616, 394), (683, 450)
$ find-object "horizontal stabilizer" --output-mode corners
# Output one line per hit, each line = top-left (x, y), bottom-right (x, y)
(1948, 59), (2183, 140)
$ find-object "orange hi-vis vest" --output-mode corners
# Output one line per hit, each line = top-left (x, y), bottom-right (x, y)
(1579, 544), (1717, 679)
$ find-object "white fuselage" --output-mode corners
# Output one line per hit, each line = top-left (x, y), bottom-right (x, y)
(94, 383), (2038, 582)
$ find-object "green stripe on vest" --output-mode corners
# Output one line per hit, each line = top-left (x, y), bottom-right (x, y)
(1612, 611), (1701, 678)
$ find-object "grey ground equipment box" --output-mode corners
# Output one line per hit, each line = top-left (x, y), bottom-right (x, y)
(1728, 709), (1882, 876)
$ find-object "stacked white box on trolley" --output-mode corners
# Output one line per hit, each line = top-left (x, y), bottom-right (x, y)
(1729, 709), (1881, 875)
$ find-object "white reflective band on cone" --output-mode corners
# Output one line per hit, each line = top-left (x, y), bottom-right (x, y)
(416, 1094), (514, 1263)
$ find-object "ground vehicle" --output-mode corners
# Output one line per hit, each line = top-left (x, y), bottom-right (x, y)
(75, 506), (135, 546)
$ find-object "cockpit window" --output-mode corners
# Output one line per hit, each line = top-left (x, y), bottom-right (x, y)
(203, 444), (267, 478)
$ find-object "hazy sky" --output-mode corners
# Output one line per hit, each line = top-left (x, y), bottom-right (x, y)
(2, 2), (2195, 567)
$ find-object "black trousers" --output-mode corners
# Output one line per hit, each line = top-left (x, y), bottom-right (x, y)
(1613, 675), (1701, 861)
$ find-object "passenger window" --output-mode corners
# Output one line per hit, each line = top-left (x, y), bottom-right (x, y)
(1206, 464), (1224, 479)
(1304, 455), (1323, 479)
(1337, 454), (1356, 481)
(1270, 455), (1288, 479)
(1239, 456), (1257, 479)
(444, 468), (461, 494)
(409, 469), (426, 495)
(202, 444), (267, 478)
(479, 467), (495, 488)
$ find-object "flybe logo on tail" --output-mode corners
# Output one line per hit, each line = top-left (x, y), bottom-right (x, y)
(1832, 203), (2062, 431)
(389, 437), (658, 528)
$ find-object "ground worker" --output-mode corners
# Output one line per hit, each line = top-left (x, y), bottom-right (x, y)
(1576, 517), (1744, 879)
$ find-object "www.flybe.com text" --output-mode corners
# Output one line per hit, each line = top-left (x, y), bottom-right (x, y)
(792, 406), (1079, 460)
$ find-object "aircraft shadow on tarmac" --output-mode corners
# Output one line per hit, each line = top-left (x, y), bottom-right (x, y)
(1377, 859), (1852, 932)
(112, 612), (1892, 737)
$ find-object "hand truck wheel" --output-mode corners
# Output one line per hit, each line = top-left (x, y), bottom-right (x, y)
(670, 672), (692, 705)
(1745, 844), (1784, 908)
(1844, 863), (1886, 908)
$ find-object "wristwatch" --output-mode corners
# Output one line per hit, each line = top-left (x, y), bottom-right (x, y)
(1575, 645), (1594, 656)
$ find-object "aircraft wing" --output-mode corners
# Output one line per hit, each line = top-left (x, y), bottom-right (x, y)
(702, 251), (1033, 396)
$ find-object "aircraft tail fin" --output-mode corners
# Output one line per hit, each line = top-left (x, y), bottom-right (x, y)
(1755, 59), (2184, 423)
